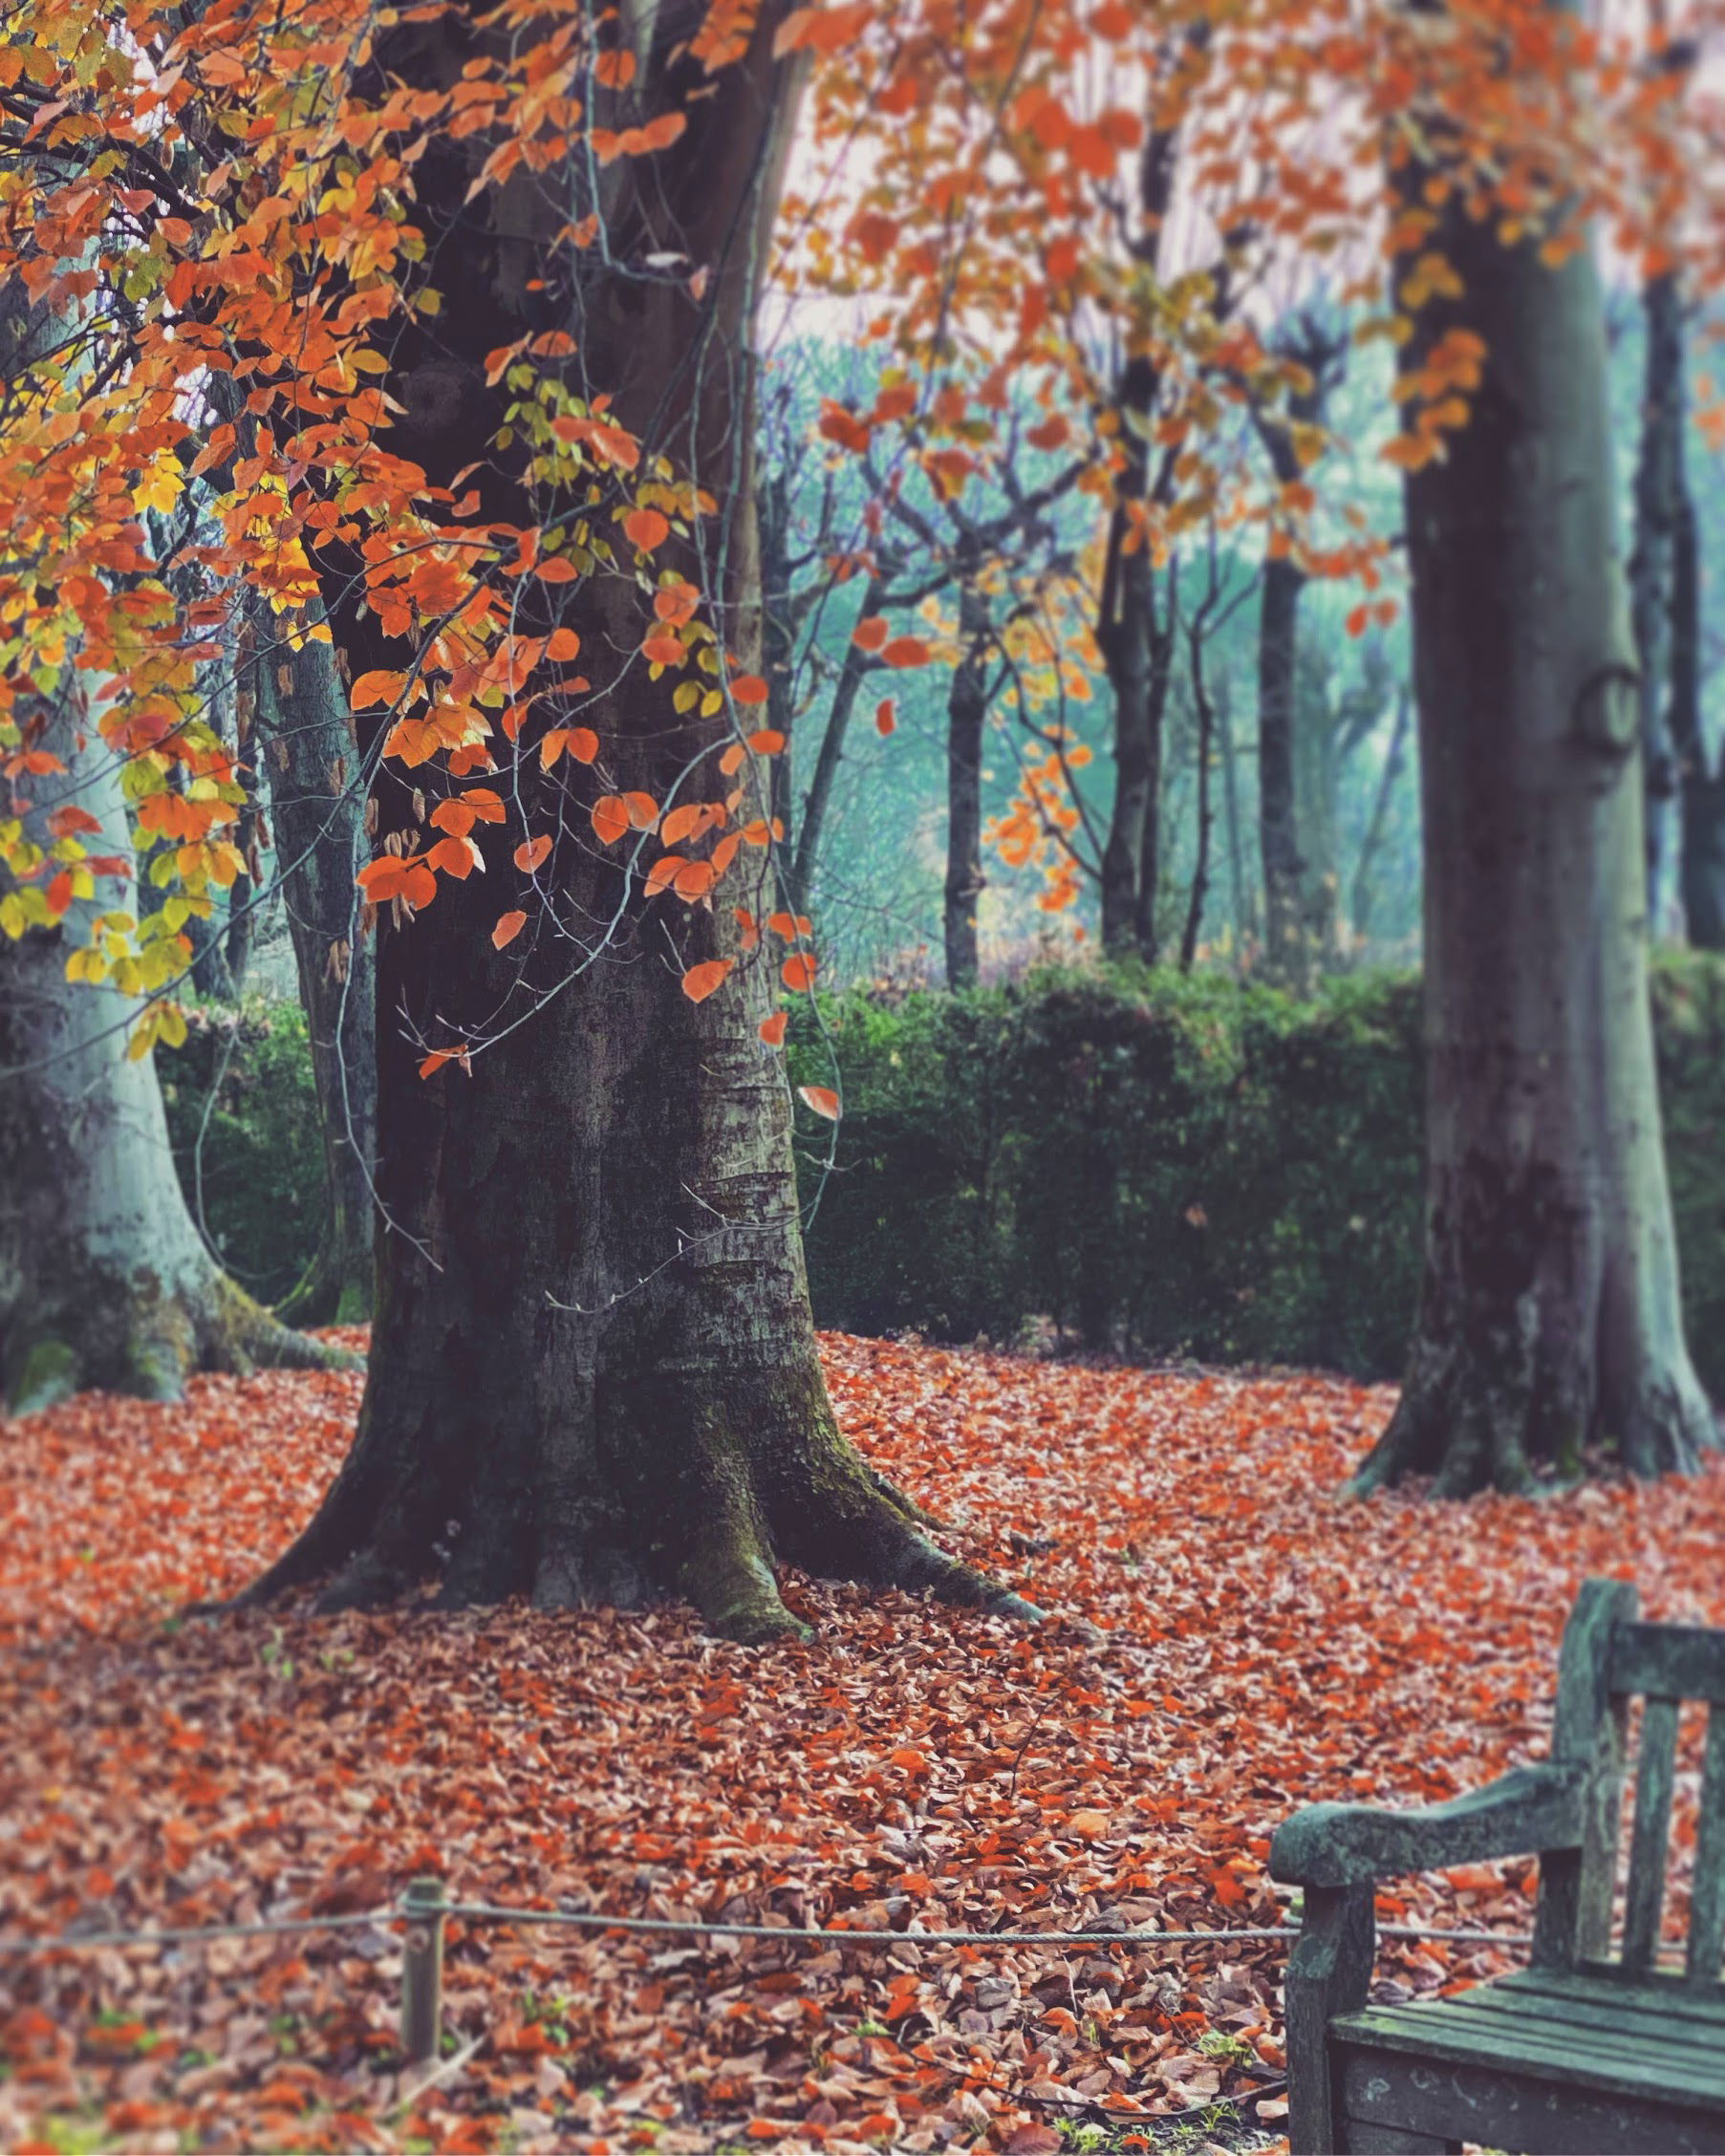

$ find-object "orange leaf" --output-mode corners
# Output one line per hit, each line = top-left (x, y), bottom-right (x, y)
(781, 952), (819, 992)
(514, 834), (552, 873)
(875, 698), (896, 736)
(852, 614), (889, 653)
(883, 636), (931, 668)
(592, 795), (630, 846)
(681, 959), (732, 1003)
(642, 630), (684, 666)
(674, 858), (718, 901)
(731, 675), (769, 706)
(759, 1010), (788, 1046)
(746, 728), (786, 754)
(625, 790), (659, 830)
(492, 909), (527, 949)
(546, 627), (582, 661)
(798, 1084), (840, 1120)
(624, 507), (671, 551)
(534, 555), (581, 583)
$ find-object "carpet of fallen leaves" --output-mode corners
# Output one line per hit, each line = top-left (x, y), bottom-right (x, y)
(5, 1333), (1725, 2156)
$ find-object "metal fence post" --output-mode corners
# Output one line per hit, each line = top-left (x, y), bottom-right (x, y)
(399, 1876), (447, 2067)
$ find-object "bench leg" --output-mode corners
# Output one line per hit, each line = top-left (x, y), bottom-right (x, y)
(1341, 2128), (1460, 2154)
(1286, 1886), (1375, 2155)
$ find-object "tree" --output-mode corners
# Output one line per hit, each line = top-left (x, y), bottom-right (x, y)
(0, 675), (351, 1409)
(254, 616), (377, 1323)
(1351, 168), (1716, 1495)
(1628, 268), (1684, 925)
(238, 9), (1037, 1637)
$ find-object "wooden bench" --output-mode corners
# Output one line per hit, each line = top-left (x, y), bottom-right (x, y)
(1270, 1577), (1725, 2154)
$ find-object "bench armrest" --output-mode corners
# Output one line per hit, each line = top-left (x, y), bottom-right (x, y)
(1269, 1761), (1587, 1888)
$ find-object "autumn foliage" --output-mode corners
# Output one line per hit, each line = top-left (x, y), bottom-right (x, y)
(5, 1335), (1725, 2150)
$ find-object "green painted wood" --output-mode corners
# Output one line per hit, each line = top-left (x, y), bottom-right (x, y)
(1360, 1993), (1725, 2096)
(1500, 1966), (1725, 2026)
(1337, 2046), (1725, 2156)
(1342, 2124), (1457, 2154)
(1270, 1764), (1585, 1890)
(1334, 1999), (1725, 2109)
(1612, 1622), (1725, 1706)
(1285, 1883), (1375, 2156)
(1624, 1694), (1680, 1973)
(1534, 1576), (1636, 1970)
(1688, 1705), (1725, 1986)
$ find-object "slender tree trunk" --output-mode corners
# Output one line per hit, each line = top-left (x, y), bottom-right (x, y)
(1218, 670), (1255, 954)
(787, 573), (884, 918)
(1628, 271), (1683, 927)
(944, 574), (989, 990)
(1349, 684), (1412, 948)
(758, 464), (799, 859)
(1257, 550), (1311, 988)
(0, 681), (354, 1411)
(1353, 197), (1716, 1498)
(1179, 626), (1216, 972)
(255, 616), (377, 1323)
(251, 9), (1035, 1640)
(1667, 366), (1725, 948)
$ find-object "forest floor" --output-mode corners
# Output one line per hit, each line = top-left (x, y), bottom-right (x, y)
(4, 1335), (1725, 2156)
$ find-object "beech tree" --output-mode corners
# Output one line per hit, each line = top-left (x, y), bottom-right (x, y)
(0, 676), (350, 1408)
(1351, 166), (1717, 1495)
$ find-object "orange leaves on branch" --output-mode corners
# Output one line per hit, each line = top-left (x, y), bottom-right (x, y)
(624, 507), (671, 551)
(818, 401), (873, 455)
(642, 630), (686, 667)
(541, 726), (599, 769)
(680, 958), (732, 1002)
(514, 834), (552, 873)
(592, 796), (631, 846)
(781, 952), (819, 992)
(774, 3), (873, 58)
(356, 854), (437, 908)
(797, 1083), (841, 1119)
(590, 112), (688, 163)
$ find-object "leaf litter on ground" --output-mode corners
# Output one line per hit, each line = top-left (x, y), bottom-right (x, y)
(3, 1330), (1724, 2155)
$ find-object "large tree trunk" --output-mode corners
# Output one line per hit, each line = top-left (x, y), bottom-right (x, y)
(1352, 198), (1716, 1498)
(944, 573), (989, 990)
(251, 7), (1036, 1640)
(0, 681), (353, 1411)
(255, 618), (377, 1323)
(1628, 271), (1684, 926)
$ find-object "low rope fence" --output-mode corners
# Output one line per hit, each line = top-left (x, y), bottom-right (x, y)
(0, 1885), (1536, 2068)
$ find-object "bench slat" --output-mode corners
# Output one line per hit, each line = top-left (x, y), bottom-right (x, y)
(1611, 1622), (1725, 1706)
(1394, 1991), (1725, 2089)
(1509, 1967), (1725, 2021)
(1333, 1999), (1725, 2109)
(1623, 1695), (1680, 1973)
(1688, 1706), (1725, 1986)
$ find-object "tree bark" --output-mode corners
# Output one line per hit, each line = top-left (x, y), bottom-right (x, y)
(1628, 271), (1683, 926)
(944, 571), (989, 990)
(251, 6), (1037, 1640)
(1666, 349), (1725, 949)
(787, 572), (884, 919)
(1352, 196), (1716, 1498)
(0, 680), (354, 1411)
(255, 617), (377, 1323)
(1256, 548), (1309, 985)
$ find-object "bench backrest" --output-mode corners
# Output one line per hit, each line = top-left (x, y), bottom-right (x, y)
(1538, 1579), (1725, 1986)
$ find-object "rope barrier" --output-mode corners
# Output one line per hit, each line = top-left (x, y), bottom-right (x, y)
(0, 1897), (1535, 1960)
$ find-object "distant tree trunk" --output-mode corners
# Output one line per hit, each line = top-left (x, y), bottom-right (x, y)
(944, 571), (989, 990)
(1628, 271), (1683, 926)
(1256, 544), (1308, 985)
(1353, 193), (1715, 1498)
(787, 572), (885, 919)
(1349, 684), (1412, 948)
(1672, 485), (1725, 948)
(1179, 625), (1216, 972)
(758, 459), (799, 855)
(251, 10), (1034, 1640)
(1218, 671), (1255, 954)
(0, 680), (354, 1411)
(1097, 360), (1175, 962)
(255, 618), (377, 1324)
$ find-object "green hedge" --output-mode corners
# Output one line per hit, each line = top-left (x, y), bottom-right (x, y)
(786, 956), (1725, 1393)
(159, 959), (1725, 1393)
